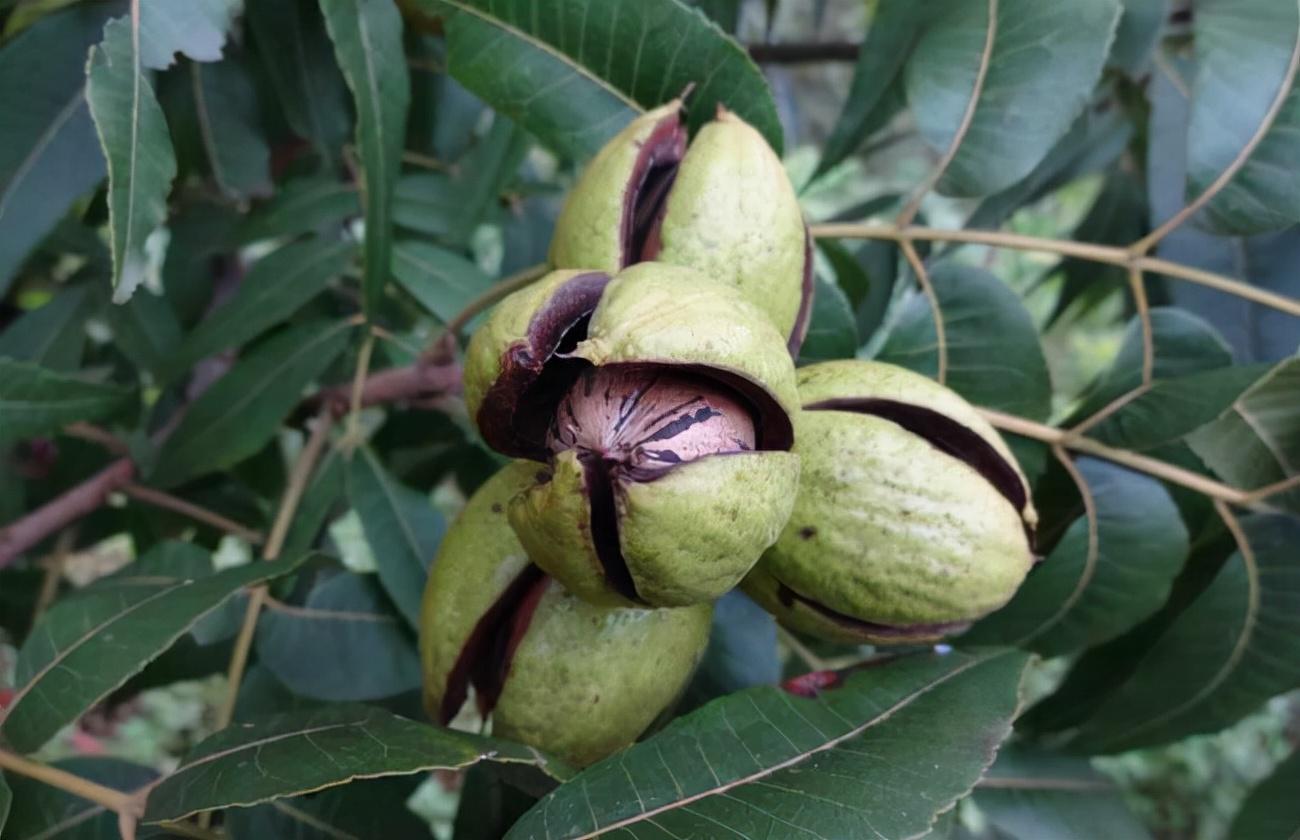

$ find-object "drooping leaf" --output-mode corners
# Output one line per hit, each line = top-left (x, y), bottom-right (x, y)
(0, 3), (119, 295)
(963, 459), (1188, 656)
(348, 446), (444, 627)
(876, 261), (1053, 421)
(392, 240), (494, 325)
(507, 649), (1029, 840)
(0, 285), (90, 370)
(224, 776), (431, 840)
(142, 703), (560, 823)
(904, 0), (1121, 197)
(796, 269), (857, 364)
(1229, 747), (1300, 840)
(4, 758), (157, 840)
(163, 237), (355, 380)
(1188, 357), (1300, 514)
(255, 571), (421, 701)
(2, 551), (308, 754)
(190, 53), (272, 200)
(151, 319), (351, 488)
(246, 0), (351, 160)
(433, 0), (782, 160)
(0, 359), (134, 442)
(1063, 514), (1300, 753)
(104, 285), (184, 379)
(320, 0), (410, 316)
(814, 2), (926, 179)
(1185, 0), (1300, 234)
(1109, 0), (1165, 77)
(86, 13), (178, 301)
(237, 174), (360, 244)
(974, 745), (1152, 839)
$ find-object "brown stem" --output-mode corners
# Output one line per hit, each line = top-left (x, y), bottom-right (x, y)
(64, 423), (130, 456)
(121, 483), (264, 545)
(0, 459), (134, 568)
(0, 748), (138, 817)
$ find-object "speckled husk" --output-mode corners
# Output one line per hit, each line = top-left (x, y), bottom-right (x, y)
(547, 102), (811, 354)
(419, 460), (712, 767)
(742, 359), (1038, 644)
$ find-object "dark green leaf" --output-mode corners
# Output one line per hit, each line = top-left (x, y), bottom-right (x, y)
(814, 2), (925, 179)
(225, 776), (430, 840)
(1229, 748), (1300, 840)
(443, 115), (529, 245)
(161, 199), (239, 325)
(797, 270), (857, 363)
(1186, 0), (1300, 233)
(964, 105), (1132, 235)
(191, 53), (272, 200)
(246, 0), (351, 161)
(964, 459), (1188, 656)
(682, 0), (741, 33)
(904, 0), (1121, 196)
(320, 0), (410, 316)
(683, 590), (779, 710)
(435, 0), (781, 159)
(142, 703), (553, 823)
(0, 772), (9, 836)
(151, 320), (351, 488)
(392, 172), (459, 239)
(0, 286), (90, 370)
(255, 571), (421, 701)
(4, 758), (157, 840)
(1064, 514), (1300, 753)
(507, 649), (1029, 840)
(1108, 0), (1166, 78)
(0, 4), (118, 296)
(974, 745), (1152, 839)
(877, 261), (1052, 420)
(454, 765), (538, 840)
(164, 238), (355, 380)
(348, 447), (444, 626)
(282, 449), (347, 558)
(1047, 172), (1147, 326)
(87, 12), (178, 301)
(0, 359), (134, 442)
(1068, 308), (1234, 424)
(237, 174), (359, 244)
(392, 240), (493, 325)
(1188, 357), (1300, 514)
(104, 286), (184, 379)
(2, 552), (308, 754)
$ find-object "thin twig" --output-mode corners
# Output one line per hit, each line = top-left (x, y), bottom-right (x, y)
(896, 0), (998, 227)
(980, 408), (1254, 506)
(121, 483), (264, 544)
(808, 223), (1300, 318)
(899, 238), (948, 383)
(439, 262), (549, 343)
(0, 748), (137, 816)
(777, 625), (830, 672)
(1242, 472), (1300, 504)
(64, 423), (130, 455)
(212, 407), (336, 734)
(747, 42), (860, 63)
(1066, 384), (1151, 439)
(32, 530), (76, 623)
(341, 331), (376, 451)
(1129, 265), (1155, 386)
(0, 459), (134, 568)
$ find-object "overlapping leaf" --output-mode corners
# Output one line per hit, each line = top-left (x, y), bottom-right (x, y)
(0, 359), (134, 442)
(392, 240), (494, 325)
(904, 0), (1121, 197)
(2, 551), (307, 754)
(255, 571), (421, 701)
(973, 745), (1151, 839)
(0, 3), (119, 295)
(151, 319), (351, 488)
(433, 0), (781, 159)
(507, 649), (1028, 840)
(963, 458), (1188, 656)
(321, 0), (410, 316)
(190, 54), (272, 200)
(876, 262), (1052, 420)
(224, 776), (431, 840)
(1229, 748), (1300, 840)
(0, 287), (90, 370)
(348, 446), (444, 626)
(1060, 514), (1300, 753)
(4, 758), (157, 840)
(142, 703), (561, 823)
(237, 174), (359, 243)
